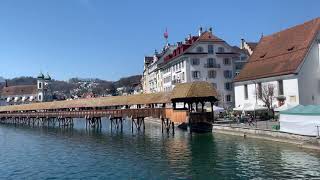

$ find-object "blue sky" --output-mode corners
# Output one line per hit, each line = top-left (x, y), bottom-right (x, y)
(0, 0), (319, 81)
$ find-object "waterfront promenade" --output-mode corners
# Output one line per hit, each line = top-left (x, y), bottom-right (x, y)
(213, 120), (320, 151)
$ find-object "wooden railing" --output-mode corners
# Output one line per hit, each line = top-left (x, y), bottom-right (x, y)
(0, 108), (189, 123)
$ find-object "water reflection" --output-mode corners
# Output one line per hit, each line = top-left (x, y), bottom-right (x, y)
(0, 119), (319, 179)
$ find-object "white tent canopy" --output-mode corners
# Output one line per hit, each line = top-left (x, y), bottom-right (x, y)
(212, 105), (224, 112)
(280, 105), (320, 136)
(274, 102), (298, 112)
(233, 103), (268, 112)
(280, 115), (320, 136)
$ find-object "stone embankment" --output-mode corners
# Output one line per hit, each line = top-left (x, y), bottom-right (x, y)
(213, 125), (320, 151)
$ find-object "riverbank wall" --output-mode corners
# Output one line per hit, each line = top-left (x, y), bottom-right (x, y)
(213, 125), (320, 151)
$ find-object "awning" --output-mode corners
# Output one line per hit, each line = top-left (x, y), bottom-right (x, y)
(280, 105), (320, 116)
(233, 103), (268, 112)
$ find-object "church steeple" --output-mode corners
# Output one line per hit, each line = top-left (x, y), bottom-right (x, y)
(44, 73), (51, 81)
(37, 72), (44, 79)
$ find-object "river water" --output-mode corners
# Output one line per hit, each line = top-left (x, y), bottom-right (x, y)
(0, 119), (319, 180)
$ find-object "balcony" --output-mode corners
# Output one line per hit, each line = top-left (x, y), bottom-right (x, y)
(204, 63), (220, 68)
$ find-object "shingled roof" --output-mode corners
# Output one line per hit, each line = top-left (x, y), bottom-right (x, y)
(198, 31), (225, 43)
(163, 31), (225, 63)
(0, 82), (218, 112)
(171, 81), (218, 102)
(235, 17), (320, 82)
(1, 85), (37, 96)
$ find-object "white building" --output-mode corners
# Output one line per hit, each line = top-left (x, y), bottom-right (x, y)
(0, 72), (53, 106)
(142, 45), (176, 93)
(234, 17), (320, 108)
(143, 27), (250, 108)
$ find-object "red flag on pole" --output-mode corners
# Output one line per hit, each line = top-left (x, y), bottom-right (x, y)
(164, 28), (168, 39)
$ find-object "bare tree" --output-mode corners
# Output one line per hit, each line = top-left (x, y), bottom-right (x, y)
(256, 84), (275, 113)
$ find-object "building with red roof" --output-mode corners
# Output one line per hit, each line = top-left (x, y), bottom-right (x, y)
(143, 27), (249, 108)
(0, 73), (53, 106)
(234, 17), (320, 109)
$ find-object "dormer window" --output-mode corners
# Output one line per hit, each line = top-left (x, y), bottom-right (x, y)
(260, 53), (267, 58)
(287, 46), (295, 51)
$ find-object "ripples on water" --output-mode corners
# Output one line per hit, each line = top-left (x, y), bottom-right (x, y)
(0, 119), (319, 179)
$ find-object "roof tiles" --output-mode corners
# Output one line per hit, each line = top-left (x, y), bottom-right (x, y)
(235, 17), (320, 82)
(1, 85), (37, 96)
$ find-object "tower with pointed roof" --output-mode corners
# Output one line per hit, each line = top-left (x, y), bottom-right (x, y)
(37, 72), (52, 102)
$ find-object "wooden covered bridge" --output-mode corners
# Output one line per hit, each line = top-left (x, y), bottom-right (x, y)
(0, 82), (218, 133)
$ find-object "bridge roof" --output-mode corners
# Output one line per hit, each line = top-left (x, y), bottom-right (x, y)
(0, 92), (171, 112)
(0, 82), (217, 112)
(171, 81), (217, 101)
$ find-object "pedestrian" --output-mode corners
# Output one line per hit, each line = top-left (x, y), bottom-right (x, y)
(236, 113), (240, 124)
(248, 114), (254, 126)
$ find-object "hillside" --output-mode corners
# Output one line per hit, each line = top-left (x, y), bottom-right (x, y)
(0, 75), (142, 98)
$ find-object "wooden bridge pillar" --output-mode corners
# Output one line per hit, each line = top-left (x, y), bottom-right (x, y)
(131, 117), (145, 132)
(161, 118), (174, 135)
(110, 117), (123, 131)
(86, 117), (102, 129)
(131, 117), (134, 132)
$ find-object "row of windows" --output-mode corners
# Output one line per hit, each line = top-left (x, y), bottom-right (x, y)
(173, 72), (185, 82)
(192, 70), (233, 79)
(196, 45), (225, 54)
(163, 61), (184, 73)
(192, 58), (231, 66)
(173, 61), (184, 72)
(163, 72), (186, 84)
(207, 70), (233, 79)
(211, 83), (233, 91)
